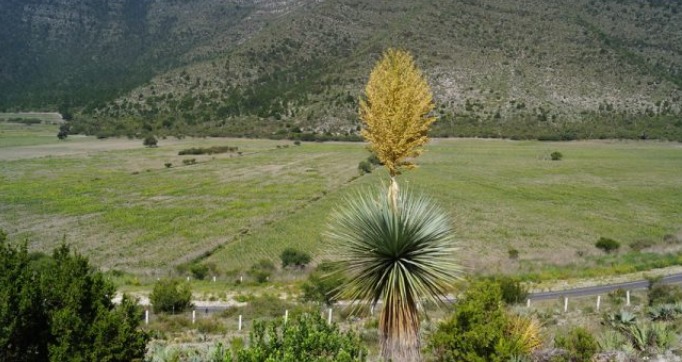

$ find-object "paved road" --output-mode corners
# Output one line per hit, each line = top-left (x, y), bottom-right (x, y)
(150, 273), (682, 317)
(529, 273), (682, 300)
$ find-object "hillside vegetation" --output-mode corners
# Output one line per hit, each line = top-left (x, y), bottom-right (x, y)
(2, 0), (681, 140)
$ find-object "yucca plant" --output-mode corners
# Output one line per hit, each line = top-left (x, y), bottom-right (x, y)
(327, 188), (460, 362)
(506, 314), (543, 355)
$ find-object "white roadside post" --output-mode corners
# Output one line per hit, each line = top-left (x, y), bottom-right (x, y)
(597, 295), (601, 311)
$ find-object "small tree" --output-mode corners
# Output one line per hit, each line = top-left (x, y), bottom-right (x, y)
(57, 124), (70, 140)
(143, 135), (158, 148)
(550, 151), (563, 161)
(150, 279), (192, 313)
(0, 236), (148, 361)
(280, 247), (311, 268)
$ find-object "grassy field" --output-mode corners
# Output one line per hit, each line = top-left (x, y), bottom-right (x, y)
(1, 125), (681, 279)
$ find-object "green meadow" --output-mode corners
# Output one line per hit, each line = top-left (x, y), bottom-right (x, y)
(1, 123), (681, 279)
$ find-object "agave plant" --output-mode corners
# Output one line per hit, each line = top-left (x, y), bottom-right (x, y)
(327, 188), (461, 362)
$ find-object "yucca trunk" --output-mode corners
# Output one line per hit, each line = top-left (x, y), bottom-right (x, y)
(379, 295), (421, 362)
(387, 177), (400, 211)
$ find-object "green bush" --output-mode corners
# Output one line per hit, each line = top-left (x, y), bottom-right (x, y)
(235, 313), (367, 361)
(492, 276), (529, 305)
(554, 327), (598, 362)
(301, 262), (344, 306)
(182, 158), (197, 165)
(143, 135), (158, 147)
(190, 263), (209, 280)
(0, 236), (148, 361)
(178, 146), (238, 155)
(595, 237), (620, 253)
(164, 162), (172, 168)
(648, 278), (682, 306)
(150, 279), (193, 313)
(358, 160), (372, 174)
(550, 151), (563, 161)
(280, 247), (311, 268)
(248, 259), (275, 283)
(427, 280), (532, 361)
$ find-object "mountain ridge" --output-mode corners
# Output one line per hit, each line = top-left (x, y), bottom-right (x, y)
(2, 0), (682, 140)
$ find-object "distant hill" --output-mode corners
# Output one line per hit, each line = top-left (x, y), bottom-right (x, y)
(2, 0), (682, 140)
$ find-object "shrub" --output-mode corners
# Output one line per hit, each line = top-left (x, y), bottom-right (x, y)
(150, 279), (193, 313)
(248, 259), (275, 283)
(493, 276), (529, 305)
(182, 158), (196, 165)
(143, 135), (158, 147)
(427, 280), (539, 361)
(280, 247), (311, 268)
(178, 146), (238, 155)
(595, 237), (620, 253)
(235, 313), (367, 361)
(293, 140), (301, 146)
(550, 151), (563, 161)
(648, 278), (682, 306)
(301, 262), (344, 306)
(190, 263), (209, 280)
(0, 237), (148, 361)
(508, 248), (519, 259)
(554, 327), (598, 362)
(164, 162), (172, 168)
(358, 160), (372, 174)
(367, 153), (383, 165)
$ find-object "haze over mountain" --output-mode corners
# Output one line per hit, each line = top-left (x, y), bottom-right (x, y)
(2, 0), (681, 140)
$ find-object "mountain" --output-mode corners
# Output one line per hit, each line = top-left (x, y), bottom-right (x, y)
(2, 0), (682, 140)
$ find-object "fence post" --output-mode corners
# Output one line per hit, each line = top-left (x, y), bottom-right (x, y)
(626, 290), (631, 306)
(526, 298), (531, 308)
(564, 296), (568, 313)
(192, 310), (196, 324)
(328, 308), (332, 324)
(597, 295), (601, 311)
(145, 309), (149, 325)
(238, 315), (242, 331)
(284, 310), (288, 324)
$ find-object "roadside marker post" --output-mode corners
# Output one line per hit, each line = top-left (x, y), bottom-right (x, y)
(238, 315), (242, 331)
(564, 297), (568, 312)
(597, 295), (601, 311)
